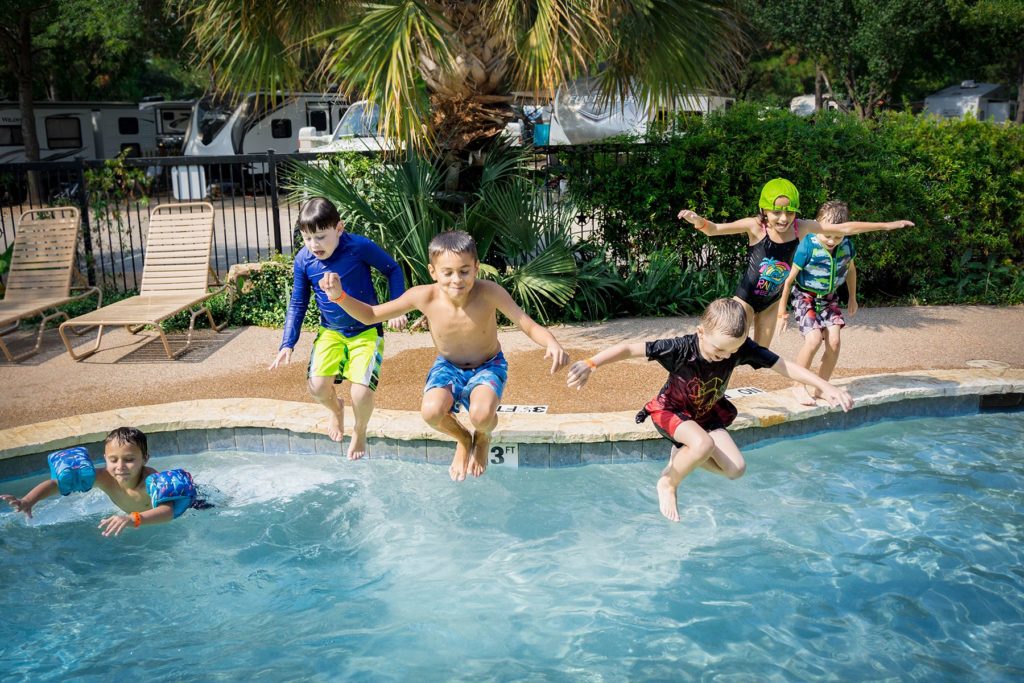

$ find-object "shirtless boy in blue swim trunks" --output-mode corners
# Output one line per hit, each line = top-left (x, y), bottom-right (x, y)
(567, 299), (853, 522)
(270, 197), (408, 459)
(320, 230), (569, 481)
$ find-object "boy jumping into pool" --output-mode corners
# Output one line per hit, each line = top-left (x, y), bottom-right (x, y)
(775, 200), (859, 405)
(321, 230), (569, 481)
(1, 427), (197, 536)
(566, 298), (854, 522)
(270, 197), (408, 459)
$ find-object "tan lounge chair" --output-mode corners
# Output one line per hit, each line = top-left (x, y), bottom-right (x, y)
(0, 207), (101, 362)
(59, 202), (228, 360)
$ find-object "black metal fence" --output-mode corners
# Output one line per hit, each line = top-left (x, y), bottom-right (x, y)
(0, 146), (617, 294)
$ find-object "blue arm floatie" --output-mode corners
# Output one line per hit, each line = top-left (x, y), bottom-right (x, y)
(145, 469), (197, 518)
(47, 447), (96, 496)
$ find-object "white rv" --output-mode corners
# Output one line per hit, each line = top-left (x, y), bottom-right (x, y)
(138, 98), (195, 154)
(924, 81), (1014, 123)
(0, 101), (158, 163)
(182, 93), (349, 158)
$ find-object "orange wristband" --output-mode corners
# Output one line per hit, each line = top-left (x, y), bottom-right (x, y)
(330, 290), (347, 303)
(131, 511), (141, 528)
(700, 218), (710, 231)
(584, 358), (597, 369)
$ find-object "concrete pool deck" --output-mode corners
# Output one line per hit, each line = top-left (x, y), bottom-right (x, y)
(0, 305), (1021, 472)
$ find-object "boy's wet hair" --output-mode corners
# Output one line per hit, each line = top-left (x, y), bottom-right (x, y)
(700, 298), (748, 338)
(428, 230), (478, 262)
(816, 200), (849, 225)
(296, 197), (341, 234)
(104, 426), (148, 458)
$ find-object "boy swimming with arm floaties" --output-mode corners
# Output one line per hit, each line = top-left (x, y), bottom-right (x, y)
(322, 230), (570, 481)
(775, 201), (859, 405)
(1, 427), (196, 537)
(566, 298), (854, 522)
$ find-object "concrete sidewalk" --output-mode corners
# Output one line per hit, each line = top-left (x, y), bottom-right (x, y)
(0, 305), (1021, 430)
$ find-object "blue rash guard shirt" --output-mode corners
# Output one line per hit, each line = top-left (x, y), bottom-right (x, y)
(279, 232), (406, 350)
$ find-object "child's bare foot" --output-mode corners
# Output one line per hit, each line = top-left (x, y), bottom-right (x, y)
(327, 398), (345, 442)
(347, 429), (368, 460)
(449, 437), (472, 481)
(468, 432), (491, 477)
(793, 384), (817, 406)
(656, 475), (680, 522)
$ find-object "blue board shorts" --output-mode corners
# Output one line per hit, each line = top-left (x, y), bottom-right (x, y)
(424, 352), (508, 413)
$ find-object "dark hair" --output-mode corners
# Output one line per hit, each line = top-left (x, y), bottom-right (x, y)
(296, 197), (341, 234)
(816, 200), (850, 224)
(700, 298), (748, 338)
(428, 230), (478, 262)
(104, 426), (148, 458)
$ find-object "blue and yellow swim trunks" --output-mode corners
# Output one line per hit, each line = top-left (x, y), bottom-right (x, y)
(424, 352), (508, 413)
(308, 327), (384, 389)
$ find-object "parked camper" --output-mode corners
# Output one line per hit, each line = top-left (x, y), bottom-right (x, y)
(924, 81), (1014, 122)
(182, 93), (348, 158)
(138, 98), (195, 154)
(0, 101), (157, 163)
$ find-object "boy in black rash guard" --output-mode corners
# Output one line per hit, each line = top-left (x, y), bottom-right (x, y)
(677, 178), (913, 348)
(566, 299), (854, 522)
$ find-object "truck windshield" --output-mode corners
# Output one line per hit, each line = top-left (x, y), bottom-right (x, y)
(333, 102), (381, 138)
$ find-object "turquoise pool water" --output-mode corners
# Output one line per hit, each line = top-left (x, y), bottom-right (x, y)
(2, 412), (1022, 681)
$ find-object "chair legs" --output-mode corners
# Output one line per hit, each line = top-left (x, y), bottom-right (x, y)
(61, 303), (227, 361)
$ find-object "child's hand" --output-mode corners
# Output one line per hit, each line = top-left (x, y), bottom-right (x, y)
(677, 209), (704, 229)
(848, 297), (859, 316)
(319, 272), (345, 300)
(269, 347), (292, 369)
(387, 314), (409, 331)
(819, 385), (854, 412)
(1, 494), (34, 519)
(566, 360), (594, 390)
(545, 343), (570, 374)
(98, 514), (133, 537)
(886, 220), (914, 230)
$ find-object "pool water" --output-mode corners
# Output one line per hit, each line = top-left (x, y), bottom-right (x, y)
(2, 413), (1022, 681)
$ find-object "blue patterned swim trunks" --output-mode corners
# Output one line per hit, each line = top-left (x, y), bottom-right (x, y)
(424, 351), (508, 413)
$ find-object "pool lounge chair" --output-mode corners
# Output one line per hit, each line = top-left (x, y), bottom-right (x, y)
(59, 202), (228, 360)
(0, 207), (101, 362)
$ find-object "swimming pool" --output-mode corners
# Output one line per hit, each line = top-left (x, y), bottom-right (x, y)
(2, 412), (1022, 681)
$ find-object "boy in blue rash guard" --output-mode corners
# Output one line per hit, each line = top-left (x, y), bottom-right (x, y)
(269, 197), (408, 458)
(775, 200), (859, 405)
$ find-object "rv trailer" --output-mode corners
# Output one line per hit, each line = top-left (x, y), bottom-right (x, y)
(0, 101), (158, 163)
(138, 98), (195, 154)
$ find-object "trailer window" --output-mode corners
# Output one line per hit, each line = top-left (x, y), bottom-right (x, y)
(271, 118), (292, 139)
(45, 116), (82, 149)
(118, 117), (140, 135)
(0, 125), (23, 146)
(308, 110), (328, 132)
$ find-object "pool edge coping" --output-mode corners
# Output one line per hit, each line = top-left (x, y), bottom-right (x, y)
(2, 368), (1021, 463)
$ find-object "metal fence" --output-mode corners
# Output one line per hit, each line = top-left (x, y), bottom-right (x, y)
(0, 146), (621, 294)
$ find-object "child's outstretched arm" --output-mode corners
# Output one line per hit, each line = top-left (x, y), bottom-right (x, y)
(566, 342), (647, 390)
(678, 209), (756, 236)
(488, 282), (569, 373)
(806, 218), (914, 236)
(97, 502), (174, 537)
(320, 272), (422, 325)
(771, 358), (854, 411)
(774, 266), (802, 338)
(0, 479), (58, 519)
(846, 261), (859, 316)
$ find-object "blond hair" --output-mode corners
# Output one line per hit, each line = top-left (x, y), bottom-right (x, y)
(700, 298), (747, 338)
(816, 200), (849, 225)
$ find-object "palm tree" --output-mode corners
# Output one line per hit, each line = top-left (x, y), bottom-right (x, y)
(181, 0), (746, 152)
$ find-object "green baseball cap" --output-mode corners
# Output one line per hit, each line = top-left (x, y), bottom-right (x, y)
(758, 178), (800, 213)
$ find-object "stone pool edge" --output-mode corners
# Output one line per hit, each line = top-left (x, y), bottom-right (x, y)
(1, 369), (1021, 478)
